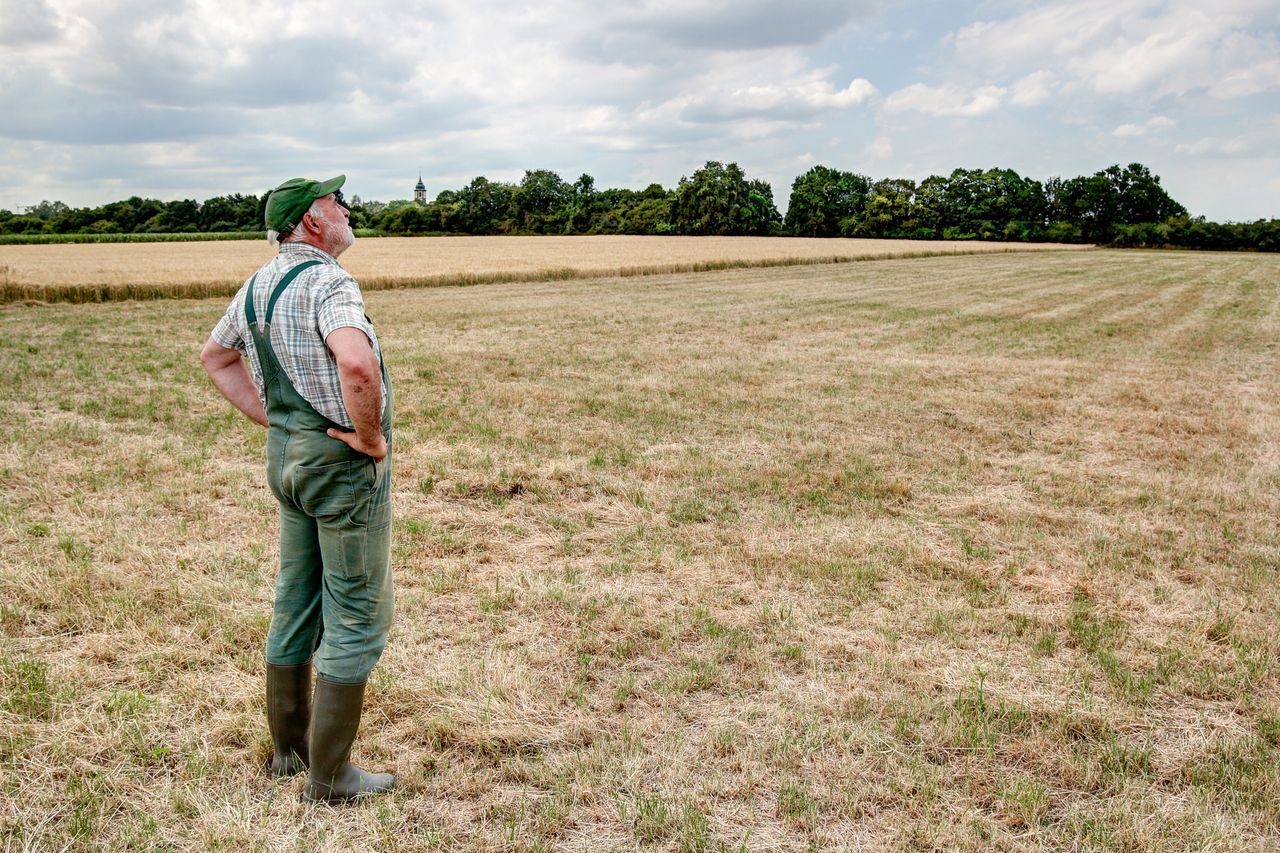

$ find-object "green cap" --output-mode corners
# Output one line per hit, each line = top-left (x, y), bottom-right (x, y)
(264, 175), (346, 232)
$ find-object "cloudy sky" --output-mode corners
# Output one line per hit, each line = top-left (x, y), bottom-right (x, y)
(2, 0), (1277, 220)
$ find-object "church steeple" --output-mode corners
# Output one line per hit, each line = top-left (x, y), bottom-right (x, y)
(413, 171), (427, 205)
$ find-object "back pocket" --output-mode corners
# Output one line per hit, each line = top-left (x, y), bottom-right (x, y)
(292, 460), (359, 517)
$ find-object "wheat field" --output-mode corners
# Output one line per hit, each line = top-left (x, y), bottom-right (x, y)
(0, 235), (1088, 303)
(1, 248), (1278, 851)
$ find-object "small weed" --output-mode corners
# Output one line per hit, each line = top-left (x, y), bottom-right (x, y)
(696, 607), (752, 649)
(961, 536), (992, 560)
(478, 578), (516, 613)
(57, 534), (91, 562)
(947, 667), (1032, 753)
(1007, 612), (1032, 637)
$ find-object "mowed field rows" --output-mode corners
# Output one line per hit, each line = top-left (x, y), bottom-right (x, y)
(1, 249), (1278, 850)
(0, 234), (1088, 303)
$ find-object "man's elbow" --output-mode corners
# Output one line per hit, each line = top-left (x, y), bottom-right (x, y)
(199, 340), (219, 374)
(200, 339), (238, 375)
(338, 350), (381, 386)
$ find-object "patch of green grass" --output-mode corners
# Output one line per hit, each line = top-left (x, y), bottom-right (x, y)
(946, 667), (1032, 753)
(1180, 735), (1278, 814)
(777, 780), (819, 829)
(670, 496), (711, 525)
(960, 536), (992, 560)
(1066, 590), (1127, 654)
(0, 657), (54, 720)
(1030, 629), (1057, 657)
(999, 777), (1050, 829)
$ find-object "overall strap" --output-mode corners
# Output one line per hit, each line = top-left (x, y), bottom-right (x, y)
(245, 260), (323, 329)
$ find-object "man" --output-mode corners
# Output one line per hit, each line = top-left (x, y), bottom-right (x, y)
(200, 175), (395, 803)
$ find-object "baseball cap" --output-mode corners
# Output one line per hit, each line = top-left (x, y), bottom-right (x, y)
(264, 175), (346, 233)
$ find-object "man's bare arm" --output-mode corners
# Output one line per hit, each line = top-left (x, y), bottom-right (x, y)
(200, 338), (268, 427)
(325, 327), (387, 462)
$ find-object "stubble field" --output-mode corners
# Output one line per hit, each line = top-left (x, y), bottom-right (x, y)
(1, 247), (1278, 851)
(0, 234), (1088, 303)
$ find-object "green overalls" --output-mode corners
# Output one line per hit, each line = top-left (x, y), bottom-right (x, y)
(246, 260), (395, 685)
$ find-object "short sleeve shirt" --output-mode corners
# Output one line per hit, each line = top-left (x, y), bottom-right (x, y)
(210, 242), (386, 429)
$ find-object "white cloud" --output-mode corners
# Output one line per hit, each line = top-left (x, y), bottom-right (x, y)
(728, 78), (875, 112)
(1175, 136), (1251, 156)
(1113, 116), (1175, 137)
(681, 76), (876, 122)
(883, 83), (1005, 117)
(1208, 39), (1280, 98)
(952, 0), (1280, 100)
(1010, 71), (1056, 106)
(0, 0), (64, 47)
(864, 135), (893, 159)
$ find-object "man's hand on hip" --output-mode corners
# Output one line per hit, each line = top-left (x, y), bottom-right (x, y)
(326, 427), (388, 462)
(326, 327), (386, 461)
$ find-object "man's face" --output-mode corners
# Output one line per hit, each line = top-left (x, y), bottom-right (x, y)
(308, 193), (355, 257)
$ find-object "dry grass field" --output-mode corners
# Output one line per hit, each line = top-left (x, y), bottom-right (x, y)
(0, 234), (1088, 303)
(1, 248), (1278, 851)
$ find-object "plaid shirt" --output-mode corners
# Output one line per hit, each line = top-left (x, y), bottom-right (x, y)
(211, 243), (385, 429)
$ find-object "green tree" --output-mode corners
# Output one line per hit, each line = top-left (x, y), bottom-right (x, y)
(784, 165), (872, 237)
(199, 195), (240, 231)
(514, 169), (573, 233)
(670, 161), (778, 236)
(455, 177), (516, 234)
(1, 216), (46, 234)
(844, 178), (916, 238)
(562, 173), (597, 233)
(24, 200), (69, 221)
(912, 175), (951, 238)
(1051, 163), (1185, 243)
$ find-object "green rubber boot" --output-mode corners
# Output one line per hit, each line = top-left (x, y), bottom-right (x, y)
(265, 661), (311, 777)
(303, 676), (395, 803)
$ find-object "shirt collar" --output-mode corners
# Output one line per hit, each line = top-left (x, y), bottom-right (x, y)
(279, 241), (341, 266)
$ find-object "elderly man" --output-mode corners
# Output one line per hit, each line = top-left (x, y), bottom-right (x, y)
(200, 175), (395, 802)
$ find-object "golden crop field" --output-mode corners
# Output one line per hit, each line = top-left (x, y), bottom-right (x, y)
(1, 248), (1278, 851)
(0, 234), (1089, 303)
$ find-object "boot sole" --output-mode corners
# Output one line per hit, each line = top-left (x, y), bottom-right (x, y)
(302, 782), (396, 805)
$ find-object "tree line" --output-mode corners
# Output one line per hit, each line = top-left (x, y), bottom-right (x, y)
(2, 162), (1275, 251)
